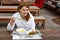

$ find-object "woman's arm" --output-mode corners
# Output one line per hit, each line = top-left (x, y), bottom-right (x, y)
(28, 12), (35, 30)
(30, 17), (35, 30)
(7, 17), (16, 31)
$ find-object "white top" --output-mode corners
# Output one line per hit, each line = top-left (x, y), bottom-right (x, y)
(7, 12), (35, 31)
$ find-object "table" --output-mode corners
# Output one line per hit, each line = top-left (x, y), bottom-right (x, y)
(0, 29), (60, 40)
(0, 30), (12, 40)
(29, 6), (40, 16)
(0, 16), (11, 23)
(0, 16), (45, 24)
(12, 31), (42, 40)
(1, 0), (34, 6)
(0, 30), (42, 40)
(44, 2), (56, 10)
(34, 16), (45, 29)
(0, 6), (40, 16)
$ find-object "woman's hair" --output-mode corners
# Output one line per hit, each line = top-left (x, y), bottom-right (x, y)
(18, 3), (30, 21)
(18, 3), (29, 10)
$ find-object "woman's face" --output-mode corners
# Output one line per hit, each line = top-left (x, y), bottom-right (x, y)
(19, 6), (29, 16)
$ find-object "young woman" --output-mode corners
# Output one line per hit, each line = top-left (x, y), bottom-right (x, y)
(7, 3), (35, 31)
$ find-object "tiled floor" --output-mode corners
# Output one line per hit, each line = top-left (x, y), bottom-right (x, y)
(0, 8), (60, 30)
(40, 9), (60, 29)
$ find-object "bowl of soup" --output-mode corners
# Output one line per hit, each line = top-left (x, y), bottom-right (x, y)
(16, 28), (26, 35)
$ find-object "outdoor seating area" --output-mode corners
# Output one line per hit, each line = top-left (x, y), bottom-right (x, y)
(0, 0), (60, 40)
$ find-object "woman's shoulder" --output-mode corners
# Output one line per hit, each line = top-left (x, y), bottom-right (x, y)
(13, 12), (19, 15)
(12, 12), (20, 18)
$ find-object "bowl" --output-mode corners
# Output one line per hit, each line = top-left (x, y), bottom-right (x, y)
(16, 28), (26, 35)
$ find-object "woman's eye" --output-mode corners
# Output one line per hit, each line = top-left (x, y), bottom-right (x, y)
(26, 10), (29, 11)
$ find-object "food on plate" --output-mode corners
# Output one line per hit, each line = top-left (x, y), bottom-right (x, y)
(28, 30), (39, 35)
(18, 29), (25, 32)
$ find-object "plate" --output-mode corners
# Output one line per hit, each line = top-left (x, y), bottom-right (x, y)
(27, 30), (40, 37)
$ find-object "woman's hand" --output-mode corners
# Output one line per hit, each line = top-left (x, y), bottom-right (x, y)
(10, 17), (16, 26)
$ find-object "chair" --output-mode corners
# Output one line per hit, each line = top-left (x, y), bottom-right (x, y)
(33, 0), (45, 9)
